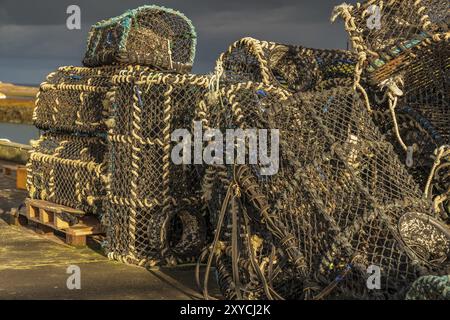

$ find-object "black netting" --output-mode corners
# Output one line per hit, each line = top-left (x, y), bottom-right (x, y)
(333, 0), (449, 222)
(332, 0), (445, 64)
(25, 2), (450, 300)
(27, 133), (106, 215)
(217, 37), (356, 92)
(103, 69), (209, 266)
(199, 82), (450, 300)
(34, 66), (122, 134)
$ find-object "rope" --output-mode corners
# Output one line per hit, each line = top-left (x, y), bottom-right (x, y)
(331, 5), (372, 113)
(380, 76), (408, 151)
(424, 146), (449, 212)
(425, 145), (450, 198)
(160, 84), (174, 261)
(128, 84), (144, 260)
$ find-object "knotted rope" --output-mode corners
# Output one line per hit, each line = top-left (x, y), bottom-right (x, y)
(331, 3), (372, 113)
(424, 145), (450, 214)
(380, 76), (408, 151)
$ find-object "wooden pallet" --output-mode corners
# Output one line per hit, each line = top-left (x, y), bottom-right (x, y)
(2, 164), (17, 178)
(16, 166), (27, 190)
(8, 198), (103, 247)
(1, 164), (27, 190)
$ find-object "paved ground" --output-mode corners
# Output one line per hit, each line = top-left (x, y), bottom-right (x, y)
(0, 162), (219, 300)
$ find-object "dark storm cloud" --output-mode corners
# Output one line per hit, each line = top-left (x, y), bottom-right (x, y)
(0, 0), (358, 84)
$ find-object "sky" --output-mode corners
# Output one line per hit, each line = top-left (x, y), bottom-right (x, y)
(0, 0), (357, 85)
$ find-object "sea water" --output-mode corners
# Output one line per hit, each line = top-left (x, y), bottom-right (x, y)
(0, 122), (39, 145)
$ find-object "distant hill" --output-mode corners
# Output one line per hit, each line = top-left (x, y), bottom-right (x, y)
(0, 82), (38, 99)
(0, 82), (36, 124)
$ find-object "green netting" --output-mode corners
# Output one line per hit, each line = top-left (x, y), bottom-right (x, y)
(406, 275), (450, 300)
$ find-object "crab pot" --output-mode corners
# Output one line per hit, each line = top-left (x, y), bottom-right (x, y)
(399, 39), (449, 143)
(83, 5), (197, 74)
(103, 68), (210, 266)
(33, 66), (124, 135)
(217, 37), (356, 92)
(335, 0), (445, 71)
(200, 81), (450, 300)
(27, 133), (106, 216)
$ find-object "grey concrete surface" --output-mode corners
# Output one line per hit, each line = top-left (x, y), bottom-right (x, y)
(0, 165), (219, 300)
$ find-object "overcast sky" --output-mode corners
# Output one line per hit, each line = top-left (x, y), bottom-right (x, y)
(0, 0), (357, 84)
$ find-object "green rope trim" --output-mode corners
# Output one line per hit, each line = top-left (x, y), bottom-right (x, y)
(119, 16), (132, 51)
(366, 32), (431, 73)
(86, 5), (197, 64)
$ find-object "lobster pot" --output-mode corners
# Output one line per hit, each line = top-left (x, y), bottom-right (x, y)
(333, 0), (449, 217)
(333, 0), (448, 137)
(83, 5), (197, 74)
(201, 83), (450, 300)
(26, 133), (106, 215)
(33, 66), (122, 134)
(366, 37), (449, 198)
(333, 0), (445, 75)
(400, 39), (449, 143)
(217, 37), (355, 92)
(103, 69), (210, 266)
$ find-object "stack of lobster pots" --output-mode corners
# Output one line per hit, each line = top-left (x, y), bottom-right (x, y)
(28, 5), (208, 266)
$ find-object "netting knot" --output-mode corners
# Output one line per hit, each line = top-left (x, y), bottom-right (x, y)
(232, 183), (242, 198)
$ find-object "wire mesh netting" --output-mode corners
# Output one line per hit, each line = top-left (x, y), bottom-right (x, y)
(83, 5), (197, 73)
(26, 133), (106, 215)
(33, 66), (122, 134)
(199, 82), (450, 300)
(103, 68), (210, 267)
